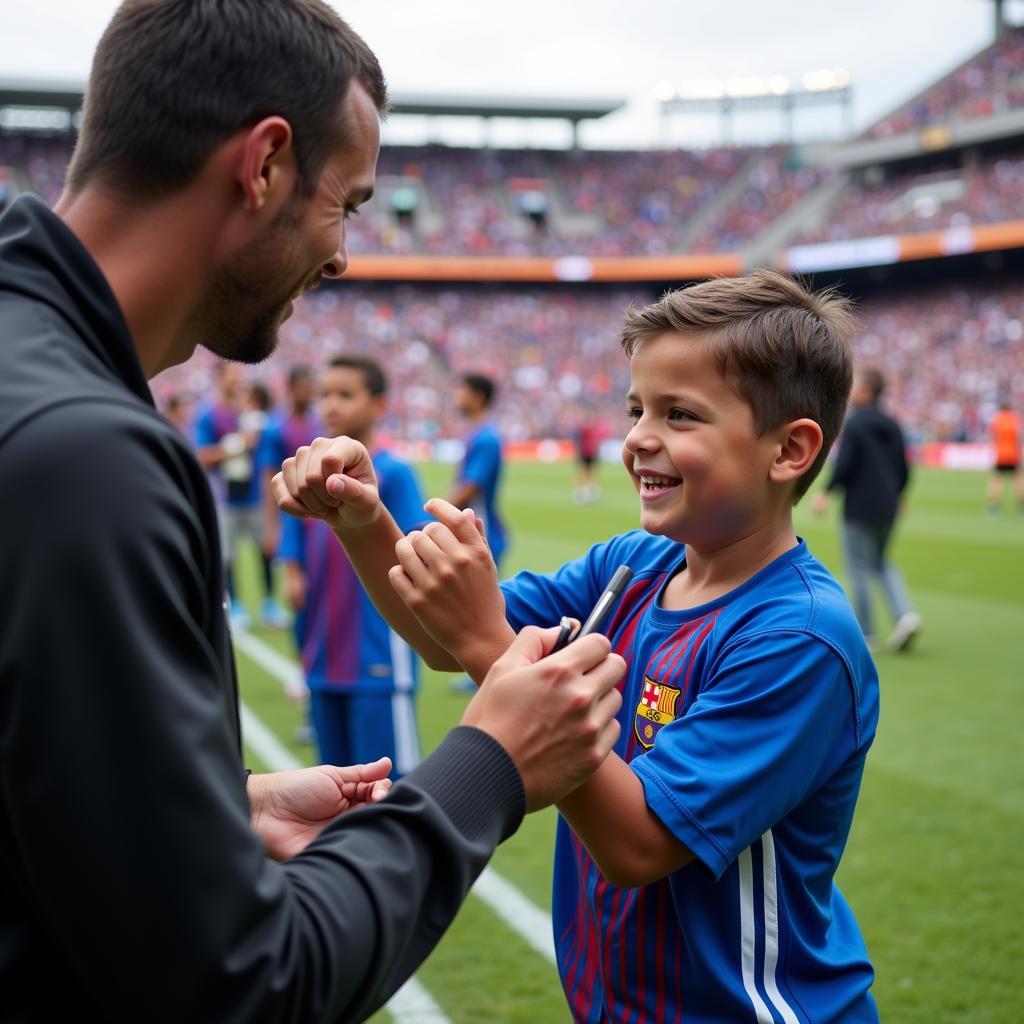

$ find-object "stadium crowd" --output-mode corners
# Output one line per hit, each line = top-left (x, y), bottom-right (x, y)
(793, 146), (1024, 244)
(869, 26), (1024, 138)
(154, 278), (1024, 451)
(3, 134), (823, 256)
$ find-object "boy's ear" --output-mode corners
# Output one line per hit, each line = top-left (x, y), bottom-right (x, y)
(769, 418), (823, 487)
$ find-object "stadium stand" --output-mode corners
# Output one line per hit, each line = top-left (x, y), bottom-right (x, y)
(149, 276), (1024, 448)
(789, 144), (1024, 244)
(869, 26), (1024, 139)
(3, 27), (1023, 445)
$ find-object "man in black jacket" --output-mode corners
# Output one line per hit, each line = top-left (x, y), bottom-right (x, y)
(813, 367), (922, 652)
(0, 3), (625, 1021)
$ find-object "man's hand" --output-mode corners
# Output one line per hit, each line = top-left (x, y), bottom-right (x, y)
(389, 498), (512, 680)
(248, 760), (393, 861)
(462, 627), (625, 812)
(272, 436), (382, 531)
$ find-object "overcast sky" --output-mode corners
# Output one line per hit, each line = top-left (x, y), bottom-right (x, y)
(2, 0), (1023, 147)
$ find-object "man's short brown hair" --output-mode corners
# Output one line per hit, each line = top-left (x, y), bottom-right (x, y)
(67, 0), (387, 201)
(620, 269), (856, 500)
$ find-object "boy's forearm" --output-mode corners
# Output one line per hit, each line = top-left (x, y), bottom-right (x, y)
(456, 625), (518, 686)
(556, 753), (693, 888)
(263, 468), (280, 530)
(449, 482), (479, 509)
(333, 514), (463, 672)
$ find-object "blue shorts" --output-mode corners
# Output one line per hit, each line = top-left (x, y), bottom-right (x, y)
(309, 689), (421, 780)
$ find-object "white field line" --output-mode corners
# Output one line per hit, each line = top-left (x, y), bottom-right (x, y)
(235, 646), (450, 1024)
(472, 867), (556, 965)
(234, 630), (558, 966)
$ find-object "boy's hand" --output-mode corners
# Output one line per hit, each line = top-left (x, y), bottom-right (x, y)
(389, 498), (510, 674)
(272, 436), (382, 532)
(462, 626), (625, 811)
(284, 564), (307, 612)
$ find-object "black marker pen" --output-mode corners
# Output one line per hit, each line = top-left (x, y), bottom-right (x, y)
(551, 564), (633, 652)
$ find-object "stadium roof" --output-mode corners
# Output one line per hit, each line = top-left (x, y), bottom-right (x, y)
(388, 93), (624, 123)
(0, 80), (624, 138)
(0, 78), (85, 111)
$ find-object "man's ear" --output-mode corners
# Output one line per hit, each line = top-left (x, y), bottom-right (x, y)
(235, 116), (297, 213)
(769, 418), (823, 487)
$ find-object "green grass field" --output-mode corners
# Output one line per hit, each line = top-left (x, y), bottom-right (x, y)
(235, 462), (1024, 1024)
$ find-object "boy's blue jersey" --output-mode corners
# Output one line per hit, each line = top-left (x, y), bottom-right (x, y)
(194, 403), (260, 507)
(259, 409), (321, 474)
(459, 421), (507, 564)
(501, 531), (880, 1024)
(279, 449), (426, 694)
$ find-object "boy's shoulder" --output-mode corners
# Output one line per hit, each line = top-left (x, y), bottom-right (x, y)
(719, 544), (860, 643)
(711, 544), (876, 722)
(589, 529), (683, 578)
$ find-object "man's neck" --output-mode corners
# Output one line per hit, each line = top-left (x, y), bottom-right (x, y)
(54, 185), (217, 380)
(291, 401), (311, 418)
(464, 409), (487, 428)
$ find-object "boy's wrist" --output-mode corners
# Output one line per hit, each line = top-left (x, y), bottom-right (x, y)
(455, 623), (518, 683)
(330, 502), (383, 536)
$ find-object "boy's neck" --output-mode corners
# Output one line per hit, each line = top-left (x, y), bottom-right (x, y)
(661, 518), (799, 612)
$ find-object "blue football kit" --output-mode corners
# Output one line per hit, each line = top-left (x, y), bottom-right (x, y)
(459, 421), (507, 566)
(501, 531), (880, 1024)
(195, 403), (260, 507)
(279, 449), (426, 776)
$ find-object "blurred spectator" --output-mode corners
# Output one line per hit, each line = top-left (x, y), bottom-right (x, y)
(813, 368), (922, 652)
(987, 394), (1023, 515)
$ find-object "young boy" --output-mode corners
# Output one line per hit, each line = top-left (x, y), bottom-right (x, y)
(278, 355), (426, 777)
(451, 373), (508, 568)
(273, 271), (880, 1023)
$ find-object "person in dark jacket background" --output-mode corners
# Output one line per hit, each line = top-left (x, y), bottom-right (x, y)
(0, 2), (625, 1022)
(813, 366), (922, 652)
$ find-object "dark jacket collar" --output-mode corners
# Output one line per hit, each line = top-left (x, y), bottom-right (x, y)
(0, 194), (152, 406)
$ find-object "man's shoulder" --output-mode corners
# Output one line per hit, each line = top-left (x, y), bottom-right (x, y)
(2, 397), (205, 518)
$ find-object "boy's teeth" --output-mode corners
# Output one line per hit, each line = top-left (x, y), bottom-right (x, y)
(640, 475), (678, 487)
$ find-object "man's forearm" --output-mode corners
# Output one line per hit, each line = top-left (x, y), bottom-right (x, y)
(556, 753), (693, 888)
(334, 512), (462, 671)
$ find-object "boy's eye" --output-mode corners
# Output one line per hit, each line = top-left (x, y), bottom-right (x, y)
(626, 407), (642, 422)
(668, 408), (695, 423)
(343, 205), (361, 222)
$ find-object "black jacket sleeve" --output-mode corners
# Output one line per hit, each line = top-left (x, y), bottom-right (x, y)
(0, 401), (524, 1023)
(825, 416), (859, 494)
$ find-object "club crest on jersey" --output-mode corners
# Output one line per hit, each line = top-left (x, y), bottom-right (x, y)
(634, 676), (680, 750)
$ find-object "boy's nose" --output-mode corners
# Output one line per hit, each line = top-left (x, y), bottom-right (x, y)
(624, 423), (659, 454)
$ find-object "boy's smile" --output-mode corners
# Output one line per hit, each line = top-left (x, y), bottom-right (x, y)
(622, 331), (779, 549)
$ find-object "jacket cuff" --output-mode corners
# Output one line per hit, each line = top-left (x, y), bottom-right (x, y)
(403, 726), (525, 844)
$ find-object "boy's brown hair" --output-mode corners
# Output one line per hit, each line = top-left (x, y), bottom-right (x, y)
(620, 269), (856, 499)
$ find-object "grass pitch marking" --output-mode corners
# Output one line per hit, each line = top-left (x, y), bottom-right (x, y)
(234, 635), (451, 1024)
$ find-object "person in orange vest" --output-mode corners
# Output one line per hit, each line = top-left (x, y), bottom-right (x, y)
(988, 395), (1023, 516)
